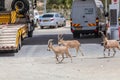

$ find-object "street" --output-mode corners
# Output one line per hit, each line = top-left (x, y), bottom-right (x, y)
(0, 25), (120, 80)
(0, 25), (103, 57)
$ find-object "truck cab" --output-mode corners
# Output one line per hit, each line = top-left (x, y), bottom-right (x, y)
(0, 0), (37, 52)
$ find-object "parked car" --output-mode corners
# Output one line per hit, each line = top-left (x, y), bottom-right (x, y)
(39, 12), (66, 29)
(39, 14), (43, 25)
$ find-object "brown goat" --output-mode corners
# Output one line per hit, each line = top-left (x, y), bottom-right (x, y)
(47, 39), (72, 63)
(58, 34), (84, 57)
(100, 31), (120, 57)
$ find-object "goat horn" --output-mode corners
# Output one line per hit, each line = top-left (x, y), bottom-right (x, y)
(99, 31), (106, 38)
(48, 39), (53, 44)
(48, 39), (53, 42)
(58, 34), (63, 40)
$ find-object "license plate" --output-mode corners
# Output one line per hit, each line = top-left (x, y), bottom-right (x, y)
(43, 20), (49, 22)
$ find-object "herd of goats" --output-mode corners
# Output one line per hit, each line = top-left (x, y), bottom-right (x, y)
(47, 31), (120, 63)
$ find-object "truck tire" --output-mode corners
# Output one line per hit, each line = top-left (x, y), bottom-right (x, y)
(73, 33), (80, 38)
(11, 0), (29, 14)
(28, 31), (33, 37)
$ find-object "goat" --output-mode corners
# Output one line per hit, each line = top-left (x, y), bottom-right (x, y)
(99, 31), (120, 57)
(47, 39), (72, 63)
(58, 34), (84, 57)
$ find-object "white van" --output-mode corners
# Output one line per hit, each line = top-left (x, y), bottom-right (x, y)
(70, 0), (106, 38)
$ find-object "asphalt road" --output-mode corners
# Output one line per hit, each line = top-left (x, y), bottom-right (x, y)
(1, 26), (120, 80)
(0, 26), (103, 57)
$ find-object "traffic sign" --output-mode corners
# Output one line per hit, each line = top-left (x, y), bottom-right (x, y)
(112, 0), (119, 4)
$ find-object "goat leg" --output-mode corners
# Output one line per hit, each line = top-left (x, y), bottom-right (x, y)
(76, 48), (79, 57)
(103, 48), (106, 57)
(79, 48), (84, 56)
(60, 54), (64, 63)
(66, 52), (72, 63)
(113, 48), (116, 57)
(55, 55), (59, 63)
(108, 49), (110, 56)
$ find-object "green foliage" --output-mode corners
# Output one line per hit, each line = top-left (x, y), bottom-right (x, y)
(47, 0), (72, 9)
(47, 0), (111, 10)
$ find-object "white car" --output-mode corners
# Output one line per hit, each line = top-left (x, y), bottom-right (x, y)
(39, 12), (66, 29)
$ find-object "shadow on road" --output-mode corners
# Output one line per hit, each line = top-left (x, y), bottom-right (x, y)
(23, 34), (102, 45)
(0, 51), (15, 57)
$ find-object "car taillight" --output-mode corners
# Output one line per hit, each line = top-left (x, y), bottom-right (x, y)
(50, 18), (54, 21)
(70, 18), (72, 26)
(96, 17), (99, 26)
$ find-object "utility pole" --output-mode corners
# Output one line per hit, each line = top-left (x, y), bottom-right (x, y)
(105, 0), (108, 13)
(44, 0), (47, 13)
(105, 0), (109, 36)
(105, 0), (108, 24)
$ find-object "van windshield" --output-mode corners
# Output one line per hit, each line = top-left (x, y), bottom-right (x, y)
(42, 14), (54, 18)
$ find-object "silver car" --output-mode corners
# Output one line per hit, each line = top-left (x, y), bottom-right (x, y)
(39, 12), (66, 29)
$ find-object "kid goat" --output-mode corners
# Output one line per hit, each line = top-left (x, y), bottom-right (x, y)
(47, 39), (72, 63)
(100, 31), (120, 57)
(58, 34), (84, 57)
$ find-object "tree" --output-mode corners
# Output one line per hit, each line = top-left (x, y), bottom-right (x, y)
(47, 0), (72, 9)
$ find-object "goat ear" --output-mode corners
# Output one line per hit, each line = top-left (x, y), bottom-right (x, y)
(99, 31), (106, 38)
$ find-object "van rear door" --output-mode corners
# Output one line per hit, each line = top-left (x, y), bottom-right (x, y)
(83, 7), (96, 27)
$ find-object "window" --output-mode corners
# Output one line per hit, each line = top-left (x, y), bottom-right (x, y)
(55, 14), (59, 17)
(42, 14), (54, 18)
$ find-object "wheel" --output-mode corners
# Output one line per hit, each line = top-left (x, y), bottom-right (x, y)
(11, 0), (29, 14)
(73, 33), (80, 38)
(94, 33), (99, 38)
(63, 21), (66, 27)
(41, 26), (44, 29)
(55, 22), (58, 28)
(28, 31), (33, 37)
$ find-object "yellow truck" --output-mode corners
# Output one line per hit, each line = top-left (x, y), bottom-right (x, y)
(0, 0), (37, 52)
